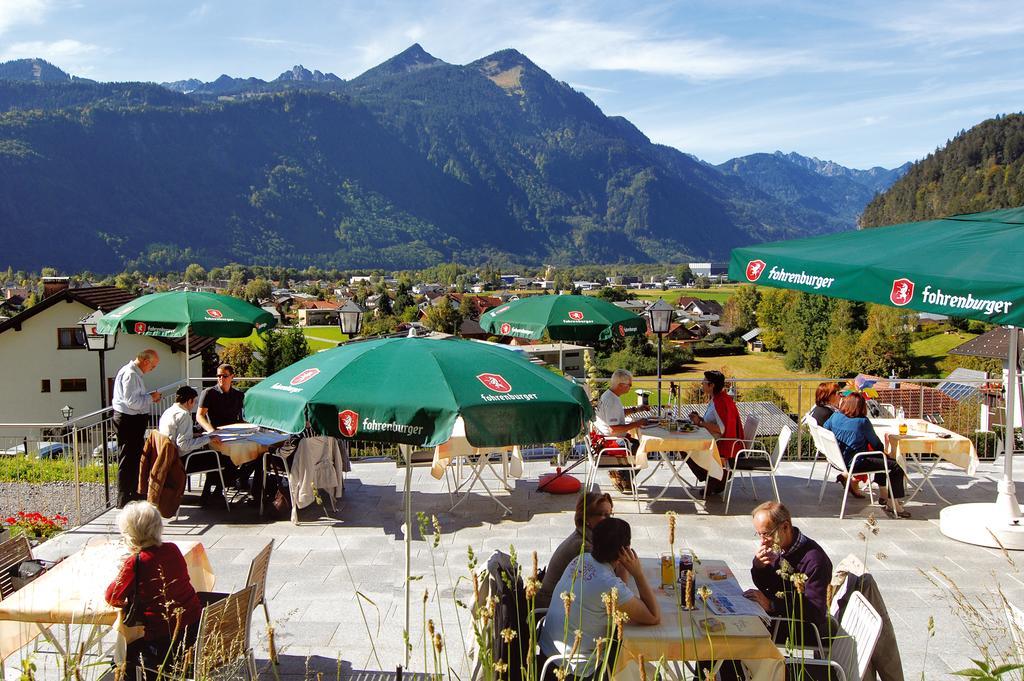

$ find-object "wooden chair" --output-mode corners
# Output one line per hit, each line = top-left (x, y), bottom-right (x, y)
(192, 585), (258, 681)
(724, 424), (792, 513)
(0, 535), (32, 600)
(786, 591), (882, 681)
(814, 427), (892, 519)
(246, 540), (276, 663)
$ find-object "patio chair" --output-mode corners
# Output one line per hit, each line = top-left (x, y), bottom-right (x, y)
(712, 413), (760, 500)
(192, 584), (258, 681)
(246, 540), (277, 664)
(0, 535), (32, 600)
(802, 411), (826, 486)
(814, 427), (892, 520)
(723, 424), (792, 513)
(1008, 601), (1024, 653)
(785, 591), (882, 681)
(583, 429), (642, 512)
(178, 448), (232, 518)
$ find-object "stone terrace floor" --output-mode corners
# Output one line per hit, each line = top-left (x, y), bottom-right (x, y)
(13, 456), (1024, 681)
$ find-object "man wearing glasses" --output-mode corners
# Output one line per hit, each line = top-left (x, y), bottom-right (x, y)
(196, 363), (245, 505)
(744, 502), (832, 649)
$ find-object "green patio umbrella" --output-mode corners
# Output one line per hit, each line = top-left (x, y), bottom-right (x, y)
(728, 205), (1024, 548)
(480, 294), (648, 341)
(96, 291), (277, 381)
(242, 335), (592, 665)
(243, 336), (592, 445)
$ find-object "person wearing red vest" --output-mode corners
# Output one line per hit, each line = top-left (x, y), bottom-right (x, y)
(688, 370), (743, 496)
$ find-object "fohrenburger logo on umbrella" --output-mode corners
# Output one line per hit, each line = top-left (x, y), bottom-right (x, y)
(477, 373), (512, 393)
(338, 410), (359, 437)
(746, 260), (767, 282)
(890, 278), (915, 306)
(617, 324), (626, 336)
(500, 322), (512, 335)
(290, 368), (320, 386)
(490, 305), (510, 317)
(206, 308), (223, 318)
(134, 322), (148, 333)
(568, 310), (585, 320)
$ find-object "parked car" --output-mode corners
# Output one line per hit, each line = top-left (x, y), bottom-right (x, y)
(35, 442), (65, 459)
(93, 439), (119, 459)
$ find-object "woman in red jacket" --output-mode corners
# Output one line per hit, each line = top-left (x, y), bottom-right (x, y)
(106, 501), (202, 680)
(688, 370), (744, 495)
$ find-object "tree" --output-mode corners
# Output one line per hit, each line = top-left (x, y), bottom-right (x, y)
(184, 263), (207, 283)
(423, 299), (463, 334)
(722, 285), (761, 331)
(755, 288), (794, 351)
(376, 283), (394, 317)
(219, 341), (256, 377)
(393, 279), (414, 315)
(782, 293), (834, 372)
(596, 287), (628, 302)
(675, 264), (693, 285)
(279, 326), (311, 368)
(853, 305), (914, 376)
(244, 277), (272, 303)
(694, 275), (711, 289)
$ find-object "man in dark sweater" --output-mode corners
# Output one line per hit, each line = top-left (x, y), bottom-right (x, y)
(745, 501), (833, 650)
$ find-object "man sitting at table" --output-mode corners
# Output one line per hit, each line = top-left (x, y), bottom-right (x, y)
(160, 386), (226, 506)
(744, 502), (833, 651)
(197, 363), (246, 503)
(539, 517), (660, 680)
(595, 368), (642, 493)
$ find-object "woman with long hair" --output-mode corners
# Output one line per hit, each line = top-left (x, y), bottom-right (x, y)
(536, 492), (617, 609)
(823, 392), (909, 517)
(810, 382), (865, 498)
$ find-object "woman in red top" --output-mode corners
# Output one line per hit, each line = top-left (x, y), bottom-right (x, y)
(106, 501), (202, 680)
(688, 370), (744, 495)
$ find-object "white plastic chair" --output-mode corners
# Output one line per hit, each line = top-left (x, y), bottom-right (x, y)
(803, 411), (826, 486)
(813, 427), (892, 520)
(179, 448), (231, 517)
(787, 591), (882, 681)
(724, 424), (792, 513)
(584, 429), (642, 512)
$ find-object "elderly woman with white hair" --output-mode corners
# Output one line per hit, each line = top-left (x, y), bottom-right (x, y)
(105, 501), (202, 679)
(594, 368), (642, 492)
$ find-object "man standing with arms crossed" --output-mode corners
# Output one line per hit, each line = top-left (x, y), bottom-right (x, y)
(112, 349), (162, 507)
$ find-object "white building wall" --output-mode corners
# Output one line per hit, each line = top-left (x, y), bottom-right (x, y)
(0, 300), (201, 425)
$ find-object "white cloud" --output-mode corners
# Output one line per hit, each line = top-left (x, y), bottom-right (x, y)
(187, 3), (211, 21)
(0, 0), (50, 35)
(0, 39), (111, 67)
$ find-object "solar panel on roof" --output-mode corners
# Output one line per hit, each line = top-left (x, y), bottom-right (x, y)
(936, 381), (980, 401)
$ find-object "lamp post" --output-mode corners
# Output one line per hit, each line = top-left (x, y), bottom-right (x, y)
(647, 299), (674, 417)
(60, 404), (74, 422)
(337, 299), (364, 338)
(80, 310), (118, 505)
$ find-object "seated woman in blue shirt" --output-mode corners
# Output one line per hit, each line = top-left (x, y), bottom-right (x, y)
(823, 392), (909, 518)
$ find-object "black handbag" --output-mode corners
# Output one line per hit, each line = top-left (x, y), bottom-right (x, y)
(9, 559), (55, 591)
(122, 553), (146, 627)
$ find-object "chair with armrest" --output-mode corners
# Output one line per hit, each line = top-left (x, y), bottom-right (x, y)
(814, 428), (891, 520)
(178, 448), (231, 517)
(0, 535), (32, 600)
(583, 428), (641, 511)
(724, 424), (792, 513)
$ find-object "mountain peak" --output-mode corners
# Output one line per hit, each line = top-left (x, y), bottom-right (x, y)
(0, 58), (72, 83)
(275, 65), (342, 83)
(471, 49), (544, 95)
(356, 44), (444, 81)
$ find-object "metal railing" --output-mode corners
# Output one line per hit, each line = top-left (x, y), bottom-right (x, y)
(1, 373), (1018, 531)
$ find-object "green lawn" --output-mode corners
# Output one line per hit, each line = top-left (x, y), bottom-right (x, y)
(910, 330), (979, 377)
(219, 326), (348, 353)
(582, 286), (740, 304)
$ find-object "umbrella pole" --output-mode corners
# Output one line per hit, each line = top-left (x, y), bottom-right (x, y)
(185, 333), (190, 387)
(996, 325), (1022, 520)
(403, 444), (413, 669)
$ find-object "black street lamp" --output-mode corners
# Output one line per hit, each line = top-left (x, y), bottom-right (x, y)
(60, 404), (74, 421)
(337, 299), (365, 337)
(646, 299), (675, 417)
(80, 310), (118, 505)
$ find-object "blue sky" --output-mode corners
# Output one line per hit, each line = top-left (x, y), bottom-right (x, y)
(2, 0), (1022, 169)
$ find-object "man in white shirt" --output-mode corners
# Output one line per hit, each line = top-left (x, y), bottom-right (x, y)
(594, 368), (641, 492)
(158, 386), (228, 505)
(111, 349), (162, 508)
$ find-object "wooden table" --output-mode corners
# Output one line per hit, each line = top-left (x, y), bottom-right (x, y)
(0, 539), (214, 663)
(635, 425), (723, 506)
(616, 558), (782, 681)
(870, 418), (979, 503)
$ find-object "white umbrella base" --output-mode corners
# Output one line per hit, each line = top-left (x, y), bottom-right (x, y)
(940, 502), (1024, 550)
